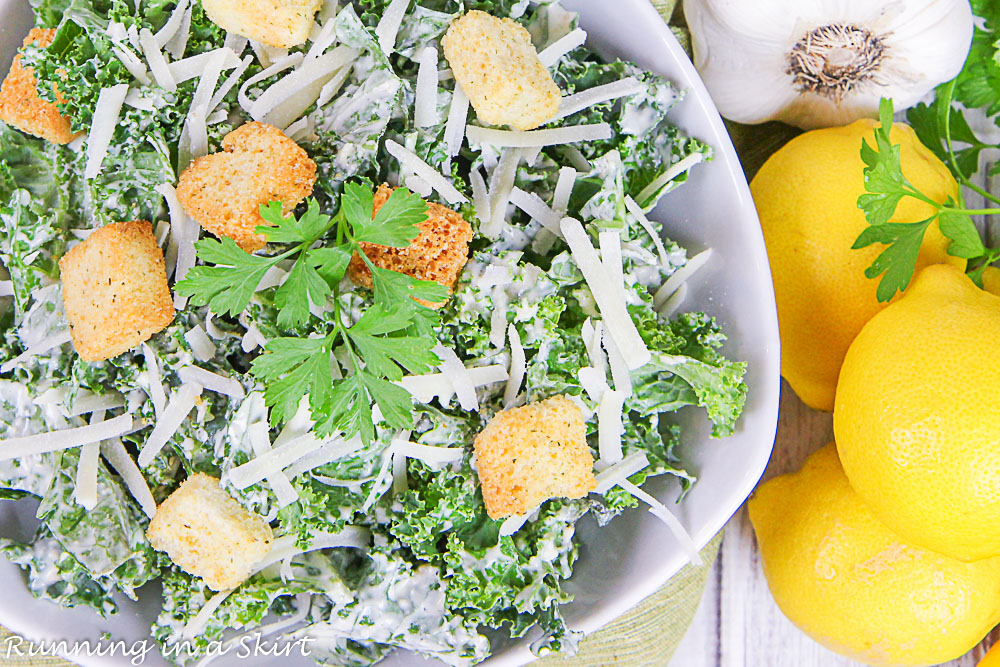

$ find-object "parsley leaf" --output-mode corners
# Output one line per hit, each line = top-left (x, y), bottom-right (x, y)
(937, 208), (986, 259)
(370, 265), (449, 308)
(955, 0), (1000, 114)
(855, 98), (999, 301)
(354, 188), (428, 247)
(184, 182), (443, 444)
(174, 237), (277, 316)
(852, 219), (933, 302)
(858, 100), (907, 226)
(250, 337), (334, 425)
(274, 258), (332, 329)
(258, 199), (332, 244)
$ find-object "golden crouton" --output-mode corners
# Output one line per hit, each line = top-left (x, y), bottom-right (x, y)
(0, 28), (78, 144)
(442, 10), (560, 131)
(200, 0), (323, 48)
(348, 184), (473, 309)
(473, 395), (596, 519)
(59, 220), (174, 362)
(147, 474), (273, 591)
(177, 122), (316, 253)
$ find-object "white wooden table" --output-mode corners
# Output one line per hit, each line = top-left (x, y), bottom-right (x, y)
(669, 381), (1000, 667)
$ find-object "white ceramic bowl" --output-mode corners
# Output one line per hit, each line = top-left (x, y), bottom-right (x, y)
(0, 1), (780, 665)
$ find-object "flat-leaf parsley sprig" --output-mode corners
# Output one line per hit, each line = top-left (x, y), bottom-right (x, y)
(855, 98), (1000, 302)
(176, 183), (449, 443)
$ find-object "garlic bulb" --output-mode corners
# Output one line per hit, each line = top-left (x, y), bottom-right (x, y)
(684, 0), (974, 129)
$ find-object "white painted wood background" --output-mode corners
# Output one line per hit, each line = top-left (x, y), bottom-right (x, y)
(666, 162), (1000, 667)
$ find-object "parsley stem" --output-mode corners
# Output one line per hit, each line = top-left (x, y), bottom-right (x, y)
(947, 207), (1000, 216)
(938, 79), (1000, 208)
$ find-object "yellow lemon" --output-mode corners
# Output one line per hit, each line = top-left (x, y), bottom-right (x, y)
(983, 266), (1000, 296)
(750, 120), (960, 411)
(750, 443), (1000, 667)
(980, 642), (1000, 667)
(835, 263), (1000, 561)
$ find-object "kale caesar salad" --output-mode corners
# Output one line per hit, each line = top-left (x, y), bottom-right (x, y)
(0, 0), (748, 663)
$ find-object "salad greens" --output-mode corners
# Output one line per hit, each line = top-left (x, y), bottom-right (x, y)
(856, 0), (1000, 300)
(0, 0), (748, 664)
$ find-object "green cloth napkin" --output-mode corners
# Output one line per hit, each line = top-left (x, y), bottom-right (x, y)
(0, 2), (737, 664)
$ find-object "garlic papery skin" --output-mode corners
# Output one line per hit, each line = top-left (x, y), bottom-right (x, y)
(683, 0), (974, 130)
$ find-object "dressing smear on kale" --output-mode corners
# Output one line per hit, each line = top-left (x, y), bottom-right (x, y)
(0, 0), (746, 664)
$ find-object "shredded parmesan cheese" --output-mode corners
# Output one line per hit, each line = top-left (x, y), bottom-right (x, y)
(597, 389), (625, 463)
(250, 47), (357, 128)
(374, 0), (410, 55)
(136, 383), (203, 467)
(467, 123), (611, 149)
(393, 439), (466, 464)
(619, 479), (702, 566)
(624, 195), (671, 269)
(432, 344), (480, 411)
(184, 324), (217, 362)
(657, 282), (689, 318)
(154, 0), (190, 47)
(384, 140), (467, 204)
(489, 286), (508, 348)
(178, 365), (245, 399)
(139, 28), (177, 92)
(398, 365), (508, 404)
(101, 437), (156, 518)
(182, 588), (233, 639)
(254, 528), (369, 573)
(284, 436), (364, 478)
(74, 410), (103, 511)
(509, 187), (561, 235)
(653, 248), (713, 309)
(305, 17), (338, 62)
(577, 366), (608, 404)
(247, 422), (299, 508)
(499, 513), (528, 537)
(636, 152), (705, 205)
(444, 85), (469, 156)
(469, 166), (490, 225)
(84, 84), (129, 180)
(537, 28), (587, 67)
(391, 449), (407, 495)
(594, 451), (649, 494)
(0, 330), (72, 373)
(141, 342), (167, 417)
(209, 55), (254, 115)
(68, 391), (126, 417)
(414, 46), (439, 128)
(229, 433), (341, 490)
(503, 324), (525, 408)
(168, 49), (241, 84)
(553, 77), (645, 120)
(164, 2), (193, 59)
(0, 414), (133, 462)
(111, 45), (151, 85)
(483, 148), (522, 238)
(603, 327), (632, 398)
(561, 217), (650, 369)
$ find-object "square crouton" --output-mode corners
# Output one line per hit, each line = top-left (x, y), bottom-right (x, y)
(442, 10), (560, 131)
(59, 220), (174, 362)
(147, 474), (273, 591)
(347, 184), (473, 309)
(176, 121), (316, 253)
(474, 395), (596, 519)
(0, 28), (79, 144)
(200, 0), (323, 48)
